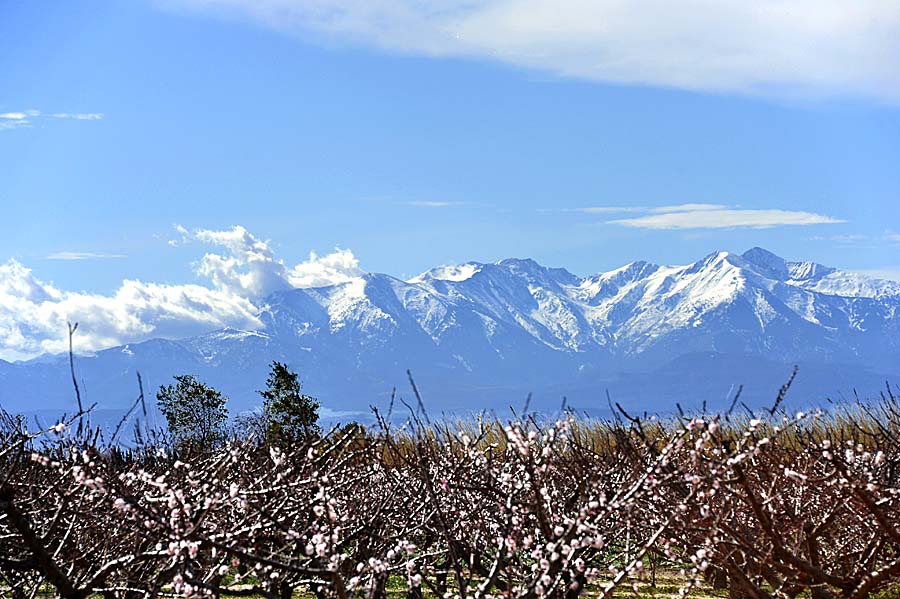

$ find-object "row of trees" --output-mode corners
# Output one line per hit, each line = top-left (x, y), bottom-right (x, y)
(2, 384), (900, 599)
(156, 361), (321, 447)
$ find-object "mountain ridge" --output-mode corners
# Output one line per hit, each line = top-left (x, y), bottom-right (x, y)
(1, 248), (898, 418)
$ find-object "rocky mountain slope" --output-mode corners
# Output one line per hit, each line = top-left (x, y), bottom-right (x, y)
(2, 248), (898, 418)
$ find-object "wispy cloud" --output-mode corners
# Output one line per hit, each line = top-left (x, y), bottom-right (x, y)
(0, 109), (39, 131)
(573, 206), (647, 214)
(44, 252), (127, 261)
(167, 223), (192, 247)
(647, 203), (729, 214)
(0, 111), (36, 120)
(0, 109), (103, 132)
(164, 0), (900, 102)
(807, 231), (900, 244)
(0, 121), (29, 132)
(573, 203), (844, 229)
(807, 234), (870, 243)
(575, 203), (728, 215)
(604, 205), (844, 230)
(405, 201), (465, 208)
(50, 113), (104, 121)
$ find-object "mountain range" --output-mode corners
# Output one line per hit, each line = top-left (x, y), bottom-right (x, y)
(2, 247), (898, 422)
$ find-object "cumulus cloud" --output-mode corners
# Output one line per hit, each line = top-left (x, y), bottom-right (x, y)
(162, 0), (900, 102)
(194, 225), (292, 297)
(288, 248), (364, 288)
(0, 259), (262, 362)
(0, 225), (366, 361)
(186, 225), (365, 295)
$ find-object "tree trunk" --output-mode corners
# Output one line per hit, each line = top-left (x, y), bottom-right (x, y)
(407, 584), (424, 599)
(705, 566), (728, 590)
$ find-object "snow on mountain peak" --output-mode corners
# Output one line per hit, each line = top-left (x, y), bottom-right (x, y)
(787, 269), (900, 298)
(787, 261), (835, 282)
(602, 260), (660, 281)
(7, 247), (900, 415)
(151, 247), (900, 365)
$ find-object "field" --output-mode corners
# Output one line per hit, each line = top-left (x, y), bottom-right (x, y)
(3, 386), (900, 599)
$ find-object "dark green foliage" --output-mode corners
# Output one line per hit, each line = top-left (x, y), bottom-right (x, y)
(259, 361), (320, 443)
(156, 375), (229, 447)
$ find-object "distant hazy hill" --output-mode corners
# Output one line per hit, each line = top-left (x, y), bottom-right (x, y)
(2, 247), (898, 419)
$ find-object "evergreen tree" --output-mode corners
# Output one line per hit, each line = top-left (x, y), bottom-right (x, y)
(259, 362), (320, 442)
(157, 375), (229, 447)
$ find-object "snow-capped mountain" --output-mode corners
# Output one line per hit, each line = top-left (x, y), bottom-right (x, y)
(2, 248), (898, 418)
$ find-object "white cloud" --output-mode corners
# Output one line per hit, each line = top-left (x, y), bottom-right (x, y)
(288, 248), (364, 288)
(607, 206), (844, 229)
(647, 203), (729, 214)
(0, 225), (368, 361)
(0, 110), (37, 131)
(806, 232), (900, 244)
(574, 206), (646, 214)
(50, 113), (104, 120)
(406, 201), (463, 208)
(0, 120), (30, 132)
(807, 234), (870, 242)
(185, 225), (365, 294)
(574, 203), (844, 229)
(0, 109), (103, 132)
(167, 223), (192, 247)
(162, 0), (900, 102)
(576, 203), (728, 215)
(45, 252), (127, 261)
(194, 225), (292, 297)
(0, 259), (262, 362)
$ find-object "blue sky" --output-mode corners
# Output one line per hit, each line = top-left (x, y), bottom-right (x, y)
(1, 0), (899, 359)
